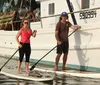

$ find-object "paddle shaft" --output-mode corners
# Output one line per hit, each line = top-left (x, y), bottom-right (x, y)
(30, 45), (57, 71)
(0, 30), (36, 71)
(30, 29), (78, 71)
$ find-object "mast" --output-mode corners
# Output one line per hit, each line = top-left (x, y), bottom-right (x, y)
(66, 0), (77, 25)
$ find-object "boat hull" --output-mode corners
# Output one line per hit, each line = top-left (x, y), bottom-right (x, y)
(0, 22), (100, 72)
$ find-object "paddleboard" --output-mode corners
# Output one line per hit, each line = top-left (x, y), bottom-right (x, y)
(0, 70), (53, 82)
(34, 68), (100, 79)
(1, 66), (100, 81)
(0, 66), (53, 82)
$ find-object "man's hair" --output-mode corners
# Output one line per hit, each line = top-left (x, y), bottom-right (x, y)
(59, 15), (68, 21)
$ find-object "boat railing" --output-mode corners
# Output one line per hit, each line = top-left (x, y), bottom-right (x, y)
(41, 7), (100, 19)
(0, 10), (40, 31)
(0, 7), (100, 31)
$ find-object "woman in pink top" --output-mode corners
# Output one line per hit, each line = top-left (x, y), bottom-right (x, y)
(16, 18), (36, 73)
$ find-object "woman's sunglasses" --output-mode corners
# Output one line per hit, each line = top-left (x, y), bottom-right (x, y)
(24, 22), (28, 24)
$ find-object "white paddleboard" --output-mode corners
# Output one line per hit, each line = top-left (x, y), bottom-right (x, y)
(0, 70), (53, 82)
(0, 66), (53, 82)
(34, 68), (100, 79)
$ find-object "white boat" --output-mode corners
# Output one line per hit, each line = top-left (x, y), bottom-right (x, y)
(0, 0), (100, 73)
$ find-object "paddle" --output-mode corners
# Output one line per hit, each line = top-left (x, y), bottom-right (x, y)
(0, 30), (37, 71)
(30, 29), (78, 71)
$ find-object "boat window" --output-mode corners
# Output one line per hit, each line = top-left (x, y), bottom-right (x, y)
(81, 0), (90, 9)
(49, 3), (55, 15)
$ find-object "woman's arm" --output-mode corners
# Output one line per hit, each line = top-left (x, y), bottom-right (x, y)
(16, 29), (22, 48)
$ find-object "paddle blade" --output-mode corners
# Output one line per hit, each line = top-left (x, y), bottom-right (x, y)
(30, 65), (35, 71)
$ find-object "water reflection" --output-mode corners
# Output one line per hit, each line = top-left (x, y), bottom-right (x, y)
(54, 74), (67, 85)
(53, 74), (100, 85)
(15, 74), (100, 85)
(16, 80), (28, 85)
(16, 80), (53, 85)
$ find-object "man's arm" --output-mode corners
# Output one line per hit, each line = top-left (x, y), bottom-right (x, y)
(55, 22), (62, 45)
(70, 25), (81, 30)
(55, 31), (59, 41)
(55, 31), (62, 45)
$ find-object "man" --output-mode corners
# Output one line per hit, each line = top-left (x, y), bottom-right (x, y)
(54, 12), (81, 71)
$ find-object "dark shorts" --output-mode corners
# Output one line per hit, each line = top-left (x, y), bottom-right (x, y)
(57, 41), (69, 54)
(19, 42), (31, 62)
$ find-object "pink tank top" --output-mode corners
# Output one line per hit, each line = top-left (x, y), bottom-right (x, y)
(20, 28), (32, 43)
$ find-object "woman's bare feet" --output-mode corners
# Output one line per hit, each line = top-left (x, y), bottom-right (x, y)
(26, 70), (29, 74)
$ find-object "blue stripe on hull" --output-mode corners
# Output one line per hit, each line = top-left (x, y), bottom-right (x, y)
(30, 59), (100, 72)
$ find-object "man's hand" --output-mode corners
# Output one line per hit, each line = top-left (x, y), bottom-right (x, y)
(57, 40), (62, 45)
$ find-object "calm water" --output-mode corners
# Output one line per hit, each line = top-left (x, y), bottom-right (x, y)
(0, 57), (100, 85)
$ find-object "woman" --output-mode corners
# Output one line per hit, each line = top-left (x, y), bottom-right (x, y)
(16, 18), (36, 73)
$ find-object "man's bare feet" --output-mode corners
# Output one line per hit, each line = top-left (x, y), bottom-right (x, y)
(62, 67), (67, 70)
(54, 66), (59, 71)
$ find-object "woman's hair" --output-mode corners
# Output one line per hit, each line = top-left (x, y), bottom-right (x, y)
(20, 18), (28, 27)
(22, 18), (28, 22)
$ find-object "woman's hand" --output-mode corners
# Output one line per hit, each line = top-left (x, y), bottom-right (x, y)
(18, 44), (22, 48)
(32, 30), (37, 37)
